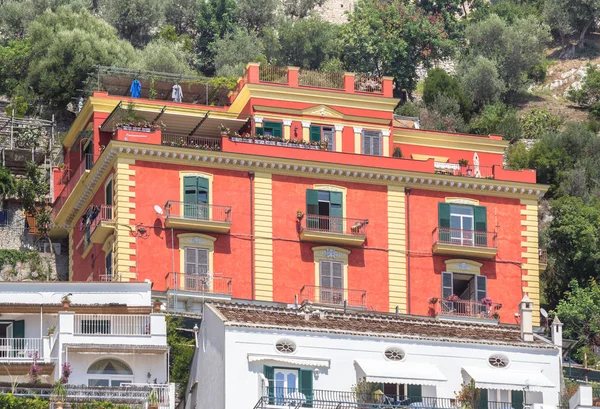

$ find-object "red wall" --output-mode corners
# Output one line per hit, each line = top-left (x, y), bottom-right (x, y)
(271, 175), (389, 311)
(406, 189), (523, 324)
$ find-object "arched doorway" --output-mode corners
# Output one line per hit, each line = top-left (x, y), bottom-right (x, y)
(87, 358), (134, 386)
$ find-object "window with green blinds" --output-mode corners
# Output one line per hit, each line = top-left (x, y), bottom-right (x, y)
(259, 121), (282, 138)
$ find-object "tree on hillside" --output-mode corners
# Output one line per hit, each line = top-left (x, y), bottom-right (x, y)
(26, 6), (136, 108)
(423, 68), (471, 120)
(340, 0), (453, 96)
(237, 0), (278, 32)
(465, 14), (551, 94)
(165, 0), (201, 36)
(0, 166), (16, 200)
(102, 0), (164, 47)
(212, 28), (266, 77)
(195, 0), (237, 75)
(0, 0), (35, 41)
(0, 39), (32, 97)
(555, 279), (600, 352)
(135, 39), (194, 74)
(282, 0), (326, 19)
(458, 56), (505, 109)
(544, 0), (600, 51)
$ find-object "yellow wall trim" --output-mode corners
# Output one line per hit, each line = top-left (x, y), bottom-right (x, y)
(114, 159), (136, 281)
(520, 198), (540, 326)
(444, 259), (483, 274)
(412, 154), (449, 162)
(388, 185), (407, 313)
(445, 197), (480, 206)
(394, 129), (509, 155)
(254, 172), (273, 301)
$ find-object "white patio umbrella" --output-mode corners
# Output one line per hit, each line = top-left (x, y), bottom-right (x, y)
(473, 152), (481, 178)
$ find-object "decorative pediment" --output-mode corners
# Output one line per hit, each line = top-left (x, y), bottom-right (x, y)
(302, 105), (344, 119)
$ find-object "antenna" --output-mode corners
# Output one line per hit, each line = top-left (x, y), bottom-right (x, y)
(540, 308), (548, 318)
(154, 205), (164, 215)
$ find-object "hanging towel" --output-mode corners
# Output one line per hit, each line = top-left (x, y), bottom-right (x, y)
(172, 84), (183, 103)
(130, 79), (141, 98)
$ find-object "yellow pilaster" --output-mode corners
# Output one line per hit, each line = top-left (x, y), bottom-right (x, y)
(354, 127), (362, 154)
(114, 158), (136, 281)
(334, 125), (343, 152)
(520, 198), (540, 326)
(302, 121), (310, 142)
(254, 172), (273, 301)
(283, 119), (292, 140)
(388, 185), (407, 313)
(382, 130), (390, 157)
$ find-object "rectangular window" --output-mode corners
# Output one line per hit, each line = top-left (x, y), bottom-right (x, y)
(309, 125), (335, 151)
(306, 189), (343, 232)
(441, 272), (488, 316)
(362, 130), (382, 156)
(184, 247), (209, 291)
(320, 260), (343, 304)
(438, 203), (487, 246)
(105, 179), (113, 206)
(105, 251), (113, 279)
(257, 121), (283, 138)
(183, 176), (209, 219)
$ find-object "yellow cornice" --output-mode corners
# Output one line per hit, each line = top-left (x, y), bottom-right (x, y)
(245, 83), (399, 112)
(394, 129), (509, 155)
(53, 140), (547, 230)
(252, 105), (390, 126)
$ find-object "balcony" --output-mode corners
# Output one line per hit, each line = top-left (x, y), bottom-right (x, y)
(52, 153), (98, 219)
(300, 285), (367, 309)
(166, 272), (233, 296)
(432, 227), (498, 259)
(299, 214), (368, 247)
(162, 133), (221, 151)
(164, 201), (232, 233)
(436, 298), (502, 321)
(0, 338), (44, 361)
(89, 205), (115, 244)
(434, 161), (494, 179)
(74, 314), (151, 336)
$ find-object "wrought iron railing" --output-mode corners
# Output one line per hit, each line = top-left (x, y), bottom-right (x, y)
(439, 298), (502, 319)
(300, 285), (367, 308)
(432, 227), (498, 249)
(298, 69), (344, 89)
(434, 161), (494, 179)
(53, 153), (98, 218)
(161, 133), (221, 151)
(259, 65), (288, 84)
(89, 204), (114, 233)
(0, 338), (42, 360)
(302, 214), (368, 235)
(166, 272), (233, 295)
(354, 74), (383, 93)
(165, 200), (232, 223)
(73, 314), (151, 336)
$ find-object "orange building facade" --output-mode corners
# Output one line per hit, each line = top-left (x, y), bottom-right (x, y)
(51, 63), (547, 325)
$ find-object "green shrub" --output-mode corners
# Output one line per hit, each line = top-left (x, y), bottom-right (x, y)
(521, 108), (562, 139)
(0, 394), (48, 409)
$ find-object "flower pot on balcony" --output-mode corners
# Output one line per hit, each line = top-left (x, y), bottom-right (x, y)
(149, 405), (159, 409)
(153, 300), (163, 313)
(55, 402), (65, 409)
(62, 300), (71, 311)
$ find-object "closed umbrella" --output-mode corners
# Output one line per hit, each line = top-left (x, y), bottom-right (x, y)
(473, 152), (481, 178)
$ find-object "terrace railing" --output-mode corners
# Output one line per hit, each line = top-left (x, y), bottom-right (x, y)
(432, 227), (498, 249)
(259, 65), (288, 84)
(0, 338), (42, 360)
(439, 298), (502, 319)
(302, 214), (368, 236)
(354, 74), (383, 93)
(300, 285), (367, 308)
(161, 133), (221, 151)
(165, 201), (232, 223)
(166, 272), (233, 295)
(434, 161), (494, 179)
(298, 69), (344, 89)
(74, 314), (151, 336)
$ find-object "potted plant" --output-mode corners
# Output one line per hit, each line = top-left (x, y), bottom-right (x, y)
(52, 381), (67, 409)
(428, 297), (439, 305)
(491, 312), (500, 320)
(61, 295), (71, 310)
(153, 299), (163, 313)
(47, 325), (56, 336)
(296, 210), (304, 220)
(458, 158), (469, 175)
(148, 390), (159, 409)
(392, 146), (402, 158)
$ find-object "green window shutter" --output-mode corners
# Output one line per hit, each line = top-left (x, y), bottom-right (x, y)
(264, 121), (282, 138)
(474, 206), (487, 232)
(407, 384), (422, 403)
(442, 272), (453, 298)
(263, 365), (274, 404)
(13, 320), (24, 338)
(511, 390), (524, 409)
(299, 369), (313, 407)
(183, 176), (198, 203)
(478, 389), (488, 409)
(105, 180), (113, 206)
(310, 126), (321, 142)
(255, 125), (264, 136)
(306, 189), (319, 230)
(438, 203), (451, 242)
(329, 191), (343, 232)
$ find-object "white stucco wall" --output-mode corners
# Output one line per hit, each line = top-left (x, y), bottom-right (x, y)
(200, 311), (561, 409)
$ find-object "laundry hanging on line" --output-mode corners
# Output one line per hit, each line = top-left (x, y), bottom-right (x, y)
(130, 79), (141, 98)
(172, 84), (183, 103)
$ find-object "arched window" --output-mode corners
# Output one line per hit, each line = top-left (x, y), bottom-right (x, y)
(87, 358), (134, 387)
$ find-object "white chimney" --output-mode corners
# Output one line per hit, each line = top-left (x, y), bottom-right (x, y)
(519, 294), (534, 342)
(551, 316), (563, 349)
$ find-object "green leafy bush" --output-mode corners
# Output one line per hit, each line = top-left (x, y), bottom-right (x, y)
(0, 394), (48, 409)
(521, 108), (562, 139)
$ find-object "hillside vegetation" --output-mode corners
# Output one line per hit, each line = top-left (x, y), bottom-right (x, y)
(3, 0), (600, 364)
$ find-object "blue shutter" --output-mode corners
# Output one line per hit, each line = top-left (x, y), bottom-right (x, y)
(442, 272), (453, 298)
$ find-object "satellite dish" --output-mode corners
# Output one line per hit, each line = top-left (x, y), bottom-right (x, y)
(540, 308), (548, 318)
(154, 205), (164, 215)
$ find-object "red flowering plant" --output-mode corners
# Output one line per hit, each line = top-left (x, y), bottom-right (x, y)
(60, 362), (72, 384)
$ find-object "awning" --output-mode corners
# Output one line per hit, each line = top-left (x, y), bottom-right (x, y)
(462, 367), (555, 392)
(248, 354), (330, 368)
(354, 359), (447, 386)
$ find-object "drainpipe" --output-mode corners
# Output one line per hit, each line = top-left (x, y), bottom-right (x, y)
(248, 172), (255, 300)
(406, 188), (411, 314)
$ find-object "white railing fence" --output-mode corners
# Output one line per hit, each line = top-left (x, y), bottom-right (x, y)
(74, 315), (151, 336)
(0, 338), (42, 360)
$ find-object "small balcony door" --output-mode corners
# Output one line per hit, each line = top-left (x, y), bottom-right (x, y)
(442, 272), (487, 316)
(274, 369), (299, 405)
(306, 189), (343, 233)
(320, 260), (343, 304)
(183, 176), (209, 220)
(184, 247), (210, 291)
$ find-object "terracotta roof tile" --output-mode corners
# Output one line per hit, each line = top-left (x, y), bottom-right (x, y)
(211, 302), (551, 348)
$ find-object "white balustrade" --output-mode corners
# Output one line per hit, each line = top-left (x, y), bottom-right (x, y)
(74, 314), (151, 336)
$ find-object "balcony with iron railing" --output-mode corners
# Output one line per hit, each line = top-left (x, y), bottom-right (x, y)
(255, 389), (517, 409)
(165, 272), (233, 297)
(73, 314), (151, 336)
(88, 204), (115, 244)
(161, 133), (221, 151)
(300, 285), (367, 309)
(435, 297), (502, 321)
(164, 200), (232, 233)
(299, 214), (368, 247)
(52, 153), (99, 219)
(434, 161), (494, 179)
(432, 227), (498, 259)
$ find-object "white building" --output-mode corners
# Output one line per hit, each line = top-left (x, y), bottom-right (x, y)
(0, 281), (171, 406)
(185, 296), (563, 409)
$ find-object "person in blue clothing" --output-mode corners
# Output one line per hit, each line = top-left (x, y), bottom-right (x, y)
(130, 77), (141, 98)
